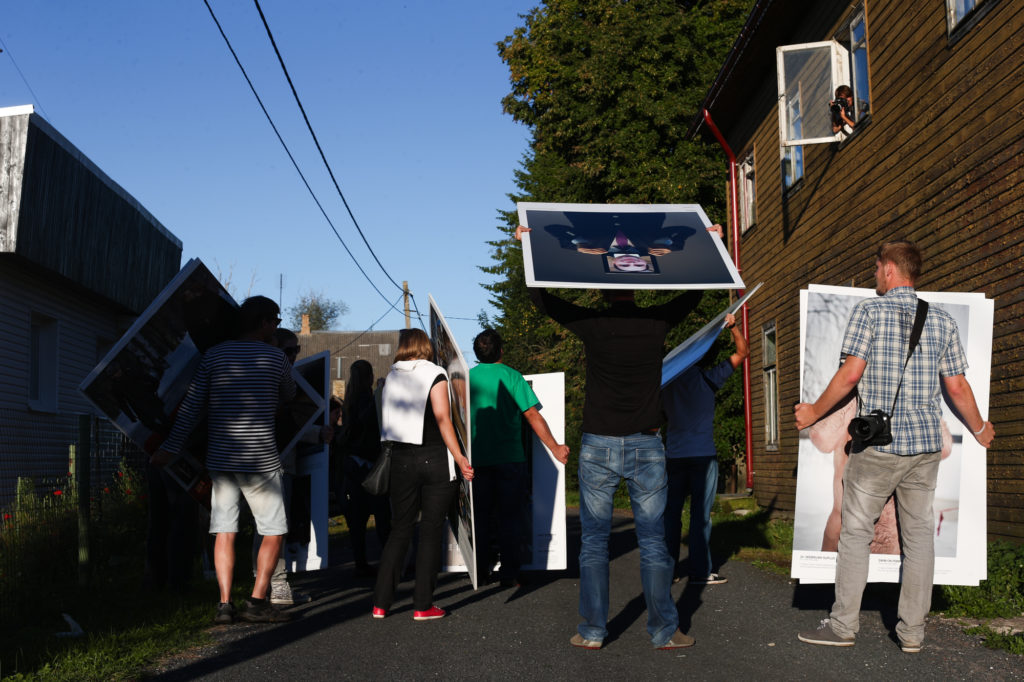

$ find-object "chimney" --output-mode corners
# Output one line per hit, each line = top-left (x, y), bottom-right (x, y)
(301, 313), (310, 336)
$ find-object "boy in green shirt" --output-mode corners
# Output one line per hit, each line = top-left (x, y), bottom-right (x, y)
(470, 329), (569, 586)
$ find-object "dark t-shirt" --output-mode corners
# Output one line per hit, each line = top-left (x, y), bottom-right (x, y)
(529, 288), (702, 436)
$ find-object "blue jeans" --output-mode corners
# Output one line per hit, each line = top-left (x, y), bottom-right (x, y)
(664, 456), (718, 579)
(578, 432), (678, 646)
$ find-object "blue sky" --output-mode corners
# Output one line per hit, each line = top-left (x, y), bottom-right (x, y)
(1, 1), (538, 353)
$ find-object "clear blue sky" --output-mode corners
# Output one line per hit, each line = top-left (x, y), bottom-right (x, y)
(1, 1), (537, 353)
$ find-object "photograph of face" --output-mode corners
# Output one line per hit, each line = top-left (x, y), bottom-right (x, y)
(518, 202), (744, 290)
(604, 253), (657, 274)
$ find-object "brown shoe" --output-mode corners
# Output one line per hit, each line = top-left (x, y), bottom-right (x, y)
(657, 629), (695, 649)
(570, 633), (602, 649)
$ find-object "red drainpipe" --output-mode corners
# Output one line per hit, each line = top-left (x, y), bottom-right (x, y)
(702, 108), (754, 492)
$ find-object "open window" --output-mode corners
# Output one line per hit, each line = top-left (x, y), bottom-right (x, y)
(776, 41), (850, 146)
(835, 6), (871, 127)
(738, 152), (756, 234)
(762, 321), (779, 450)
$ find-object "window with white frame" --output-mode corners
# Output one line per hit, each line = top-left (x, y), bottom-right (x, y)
(739, 152), (756, 233)
(763, 321), (779, 449)
(782, 147), (803, 192)
(835, 4), (871, 126)
(776, 41), (849, 145)
(947, 0), (988, 32)
(29, 313), (58, 412)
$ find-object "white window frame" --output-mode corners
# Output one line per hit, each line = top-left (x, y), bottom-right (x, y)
(738, 152), (756, 234)
(782, 144), (804, 191)
(29, 312), (59, 412)
(776, 41), (850, 146)
(846, 7), (871, 124)
(762, 321), (778, 450)
(947, 0), (986, 32)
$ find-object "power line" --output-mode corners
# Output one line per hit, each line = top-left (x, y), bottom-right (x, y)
(201, 0), (405, 319)
(328, 295), (405, 356)
(0, 35), (50, 120)
(251, 0), (404, 294)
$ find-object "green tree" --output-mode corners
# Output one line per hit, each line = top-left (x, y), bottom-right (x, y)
(486, 0), (754, 482)
(287, 290), (348, 331)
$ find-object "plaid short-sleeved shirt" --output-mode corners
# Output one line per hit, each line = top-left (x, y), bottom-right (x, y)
(841, 287), (967, 455)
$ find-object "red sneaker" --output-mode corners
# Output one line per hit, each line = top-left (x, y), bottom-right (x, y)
(412, 606), (446, 621)
(371, 607), (386, 619)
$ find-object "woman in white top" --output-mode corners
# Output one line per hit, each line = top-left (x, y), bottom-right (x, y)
(372, 328), (473, 620)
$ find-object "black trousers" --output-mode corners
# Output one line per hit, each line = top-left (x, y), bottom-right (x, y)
(373, 445), (457, 611)
(473, 461), (527, 582)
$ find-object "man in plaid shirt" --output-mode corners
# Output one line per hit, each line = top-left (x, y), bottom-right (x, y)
(793, 241), (994, 653)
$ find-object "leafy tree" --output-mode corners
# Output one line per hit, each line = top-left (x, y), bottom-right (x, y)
(287, 290), (348, 331)
(487, 0), (754, 482)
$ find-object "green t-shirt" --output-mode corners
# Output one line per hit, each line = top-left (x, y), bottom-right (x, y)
(469, 362), (540, 466)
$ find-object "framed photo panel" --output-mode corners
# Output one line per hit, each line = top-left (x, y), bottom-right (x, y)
(791, 285), (992, 586)
(517, 202), (744, 290)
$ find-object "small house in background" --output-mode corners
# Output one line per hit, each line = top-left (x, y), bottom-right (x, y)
(294, 317), (400, 402)
(0, 105), (182, 503)
(689, 0), (1023, 541)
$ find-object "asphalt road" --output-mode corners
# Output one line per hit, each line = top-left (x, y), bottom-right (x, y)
(150, 511), (1023, 680)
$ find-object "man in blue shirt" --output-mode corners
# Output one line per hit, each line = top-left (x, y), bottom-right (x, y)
(795, 241), (993, 653)
(663, 312), (748, 586)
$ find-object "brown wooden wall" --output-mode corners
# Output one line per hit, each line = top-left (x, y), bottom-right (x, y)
(719, 0), (1023, 540)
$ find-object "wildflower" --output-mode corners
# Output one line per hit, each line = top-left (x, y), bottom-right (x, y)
(54, 490), (63, 496)
(103, 487), (110, 494)
(126, 489), (132, 495)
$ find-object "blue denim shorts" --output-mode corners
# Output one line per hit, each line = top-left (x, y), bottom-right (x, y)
(209, 468), (288, 536)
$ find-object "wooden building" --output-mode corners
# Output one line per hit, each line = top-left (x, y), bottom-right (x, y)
(0, 105), (182, 503)
(295, 327), (402, 401)
(690, 1), (1022, 540)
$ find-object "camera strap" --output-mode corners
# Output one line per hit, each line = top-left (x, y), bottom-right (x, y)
(887, 298), (930, 416)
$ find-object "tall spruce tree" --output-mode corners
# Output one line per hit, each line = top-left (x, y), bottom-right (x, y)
(485, 0), (754, 482)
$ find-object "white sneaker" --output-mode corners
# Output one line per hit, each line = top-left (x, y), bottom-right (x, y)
(689, 573), (728, 585)
(269, 581), (294, 605)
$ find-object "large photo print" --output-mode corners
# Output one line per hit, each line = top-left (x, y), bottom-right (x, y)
(518, 203), (744, 290)
(429, 295), (478, 588)
(792, 285), (992, 585)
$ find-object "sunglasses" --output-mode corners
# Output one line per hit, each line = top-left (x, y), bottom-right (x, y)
(284, 346), (301, 357)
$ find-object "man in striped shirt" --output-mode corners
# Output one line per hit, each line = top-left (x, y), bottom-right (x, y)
(156, 295), (296, 624)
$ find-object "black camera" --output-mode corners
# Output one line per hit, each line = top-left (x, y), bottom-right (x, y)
(830, 99), (844, 114)
(848, 409), (892, 446)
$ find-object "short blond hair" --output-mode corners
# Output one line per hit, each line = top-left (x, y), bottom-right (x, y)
(394, 328), (434, 362)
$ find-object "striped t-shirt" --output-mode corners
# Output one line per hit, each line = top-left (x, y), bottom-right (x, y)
(162, 340), (296, 473)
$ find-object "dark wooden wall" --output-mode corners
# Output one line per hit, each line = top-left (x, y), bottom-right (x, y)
(719, 0), (1023, 540)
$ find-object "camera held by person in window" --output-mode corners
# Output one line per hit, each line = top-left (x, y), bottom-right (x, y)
(830, 84), (856, 134)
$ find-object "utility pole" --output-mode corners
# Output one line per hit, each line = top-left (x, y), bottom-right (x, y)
(403, 281), (411, 329)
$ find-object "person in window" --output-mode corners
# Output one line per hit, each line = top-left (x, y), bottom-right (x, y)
(830, 85), (856, 134)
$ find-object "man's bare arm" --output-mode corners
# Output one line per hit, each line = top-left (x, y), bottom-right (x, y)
(794, 356), (866, 430)
(942, 374), (994, 448)
(523, 406), (570, 464)
(725, 313), (749, 369)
